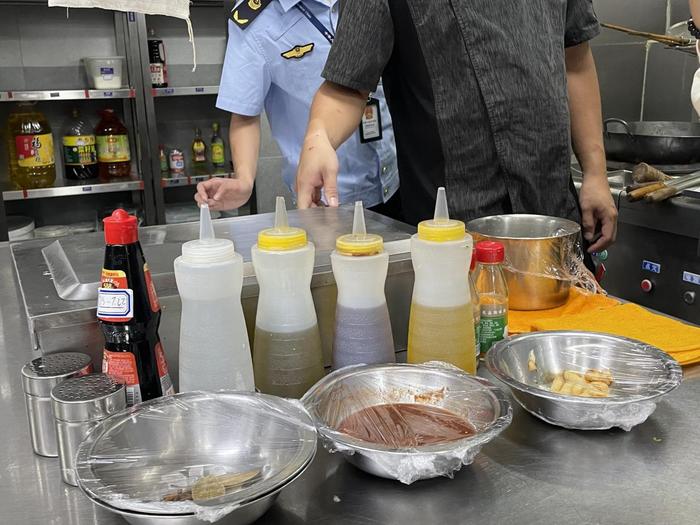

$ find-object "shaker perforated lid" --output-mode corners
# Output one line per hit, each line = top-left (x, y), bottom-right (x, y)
(21, 352), (93, 397)
(51, 373), (126, 423)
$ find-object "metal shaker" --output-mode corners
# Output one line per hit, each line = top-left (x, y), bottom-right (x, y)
(51, 373), (126, 486)
(21, 352), (93, 457)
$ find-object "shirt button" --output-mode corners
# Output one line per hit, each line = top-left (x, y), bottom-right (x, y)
(384, 187), (389, 195)
(382, 165), (387, 174)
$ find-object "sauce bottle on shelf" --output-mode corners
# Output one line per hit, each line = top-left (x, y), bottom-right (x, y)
(98, 209), (175, 406)
(148, 28), (168, 88)
(251, 197), (325, 398)
(407, 187), (476, 374)
(6, 102), (56, 189)
(191, 127), (208, 175)
(61, 108), (98, 180)
(473, 241), (509, 356)
(95, 109), (131, 179)
(175, 204), (255, 392)
(331, 201), (395, 369)
(210, 122), (226, 171)
(470, 256), (481, 364)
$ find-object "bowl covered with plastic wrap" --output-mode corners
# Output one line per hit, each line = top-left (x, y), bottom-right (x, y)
(486, 331), (682, 431)
(301, 362), (512, 484)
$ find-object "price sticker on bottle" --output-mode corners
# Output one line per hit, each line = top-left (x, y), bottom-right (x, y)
(97, 288), (134, 320)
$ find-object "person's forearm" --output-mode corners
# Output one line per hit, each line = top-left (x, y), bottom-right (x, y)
(691, 0), (700, 22)
(566, 42), (606, 179)
(305, 81), (369, 149)
(229, 113), (261, 183)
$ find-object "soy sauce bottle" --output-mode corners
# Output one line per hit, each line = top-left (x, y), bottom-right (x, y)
(98, 209), (175, 405)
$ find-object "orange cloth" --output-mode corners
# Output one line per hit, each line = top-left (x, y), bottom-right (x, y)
(508, 288), (620, 335)
(531, 302), (700, 366)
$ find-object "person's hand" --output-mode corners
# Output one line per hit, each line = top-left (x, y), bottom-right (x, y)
(195, 176), (254, 211)
(295, 130), (339, 208)
(578, 174), (618, 253)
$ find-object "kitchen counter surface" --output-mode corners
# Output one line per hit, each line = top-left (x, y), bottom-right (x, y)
(2, 241), (700, 525)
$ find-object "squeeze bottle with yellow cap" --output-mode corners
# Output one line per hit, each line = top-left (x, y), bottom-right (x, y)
(407, 187), (476, 373)
(331, 201), (395, 369)
(251, 197), (325, 398)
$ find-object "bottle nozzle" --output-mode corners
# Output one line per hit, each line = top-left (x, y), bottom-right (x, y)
(434, 187), (450, 224)
(273, 196), (288, 231)
(352, 201), (367, 236)
(199, 203), (215, 241)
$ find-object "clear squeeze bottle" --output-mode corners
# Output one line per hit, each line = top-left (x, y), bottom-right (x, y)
(470, 256), (481, 364)
(473, 241), (509, 356)
(174, 204), (254, 392)
(251, 197), (325, 398)
(407, 187), (476, 374)
(331, 201), (395, 369)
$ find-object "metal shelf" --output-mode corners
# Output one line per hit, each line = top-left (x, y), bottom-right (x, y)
(0, 88), (136, 102)
(152, 86), (219, 98)
(2, 178), (144, 201)
(160, 171), (234, 188)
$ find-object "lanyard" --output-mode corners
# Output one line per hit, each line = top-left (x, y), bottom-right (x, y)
(295, 2), (334, 44)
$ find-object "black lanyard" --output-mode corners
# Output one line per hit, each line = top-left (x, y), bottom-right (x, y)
(295, 2), (334, 44)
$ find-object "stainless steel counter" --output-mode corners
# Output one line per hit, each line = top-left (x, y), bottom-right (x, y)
(2, 240), (700, 524)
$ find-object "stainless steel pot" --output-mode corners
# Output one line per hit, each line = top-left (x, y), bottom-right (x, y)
(466, 215), (581, 311)
(603, 119), (700, 165)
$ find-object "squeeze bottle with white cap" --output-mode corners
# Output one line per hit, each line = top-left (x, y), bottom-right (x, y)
(174, 204), (254, 392)
(407, 187), (476, 373)
(251, 197), (324, 398)
(331, 201), (395, 369)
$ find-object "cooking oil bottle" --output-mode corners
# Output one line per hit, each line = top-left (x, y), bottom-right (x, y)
(407, 187), (476, 373)
(6, 102), (56, 189)
(251, 197), (325, 398)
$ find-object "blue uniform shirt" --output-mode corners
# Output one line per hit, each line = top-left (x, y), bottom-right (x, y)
(217, 0), (399, 207)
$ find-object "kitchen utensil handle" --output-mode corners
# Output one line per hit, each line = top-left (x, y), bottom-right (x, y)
(645, 186), (678, 202)
(603, 118), (633, 137)
(627, 182), (666, 201)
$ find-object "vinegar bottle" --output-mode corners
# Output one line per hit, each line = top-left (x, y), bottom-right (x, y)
(251, 197), (325, 398)
(331, 201), (395, 369)
(175, 205), (254, 392)
(407, 187), (476, 373)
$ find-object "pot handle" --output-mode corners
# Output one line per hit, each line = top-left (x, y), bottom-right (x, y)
(603, 118), (633, 137)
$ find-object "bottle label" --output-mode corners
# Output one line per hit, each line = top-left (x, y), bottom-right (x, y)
(193, 144), (206, 162)
(155, 342), (175, 396)
(479, 315), (507, 354)
(97, 269), (134, 322)
(474, 321), (481, 357)
(96, 134), (130, 163)
(150, 63), (166, 85)
(15, 133), (55, 167)
(103, 349), (142, 406)
(211, 143), (225, 165)
(63, 135), (97, 166)
(143, 264), (160, 313)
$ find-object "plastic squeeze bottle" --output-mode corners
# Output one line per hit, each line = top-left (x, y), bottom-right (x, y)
(407, 187), (476, 374)
(331, 201), (395, 369)
(174, 204), (255, 392)
(473, 240), (509, 356)
(251, 197), (325, 398)
(469, 256), (481, 364)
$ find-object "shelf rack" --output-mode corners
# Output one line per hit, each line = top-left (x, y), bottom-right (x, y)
(0, 88), (136, 102)
(2, 178), (144, 201)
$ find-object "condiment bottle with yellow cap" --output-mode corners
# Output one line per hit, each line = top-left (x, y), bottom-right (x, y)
(251, 196), (325, 398)
(407, 187), (476, 373)
(331, 201), (395, 369)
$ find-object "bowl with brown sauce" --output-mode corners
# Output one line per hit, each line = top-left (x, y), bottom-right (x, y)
(301, 362), (512, 484)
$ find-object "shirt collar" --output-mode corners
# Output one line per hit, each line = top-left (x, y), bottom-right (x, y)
(278, 0), (335, 13)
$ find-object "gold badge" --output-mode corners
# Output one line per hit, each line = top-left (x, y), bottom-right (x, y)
(281, 43), (315, 60)
(232, 10), (249, 25)
(248, 0), (262, 10)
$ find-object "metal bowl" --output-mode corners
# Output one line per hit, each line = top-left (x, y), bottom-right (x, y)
(466, 214), (582, 311)
(486, 331), (683, 430)
(76, 391), (317, 521)
(301, 363), (512, 483)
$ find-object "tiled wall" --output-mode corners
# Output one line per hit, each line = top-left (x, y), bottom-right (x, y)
(592, 0), (696, 122)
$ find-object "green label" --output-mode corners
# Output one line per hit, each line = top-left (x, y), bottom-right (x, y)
(211, 143), (225, 164)
(479, 315), (507, 354)
(63, 135), (97, 165)
(474, 322), (481, 357)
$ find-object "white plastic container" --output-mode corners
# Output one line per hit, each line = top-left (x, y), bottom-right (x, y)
(331, 201), (394, 369)
(174, 205), (254, 392)
(251, 197), (324, 398)
(407, 187), (476, 374)
(84, 57), (125, 89)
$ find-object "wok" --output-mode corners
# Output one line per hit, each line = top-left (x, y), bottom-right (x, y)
(603, 118), (700, 165)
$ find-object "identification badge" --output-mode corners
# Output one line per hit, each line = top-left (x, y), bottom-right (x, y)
(360, 98), (382, 144)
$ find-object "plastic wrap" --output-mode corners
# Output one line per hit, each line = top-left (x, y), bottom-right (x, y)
(75, 391), (317, 523)
(301, 362), (512, 485)
(486, 331), (683, 431)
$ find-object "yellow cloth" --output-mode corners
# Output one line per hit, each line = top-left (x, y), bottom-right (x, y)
(508, 288), (620, 335)
(531, 302), (700, 366)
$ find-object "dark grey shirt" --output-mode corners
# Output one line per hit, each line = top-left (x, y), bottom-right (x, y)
(323, 0), (600, 226)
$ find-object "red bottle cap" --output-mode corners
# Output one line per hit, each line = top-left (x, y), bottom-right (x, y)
(103, 209), (138, 245)
(475, 241), (505, 264)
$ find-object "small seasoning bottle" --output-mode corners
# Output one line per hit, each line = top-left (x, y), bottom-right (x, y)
(473, 241), (508, 356)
